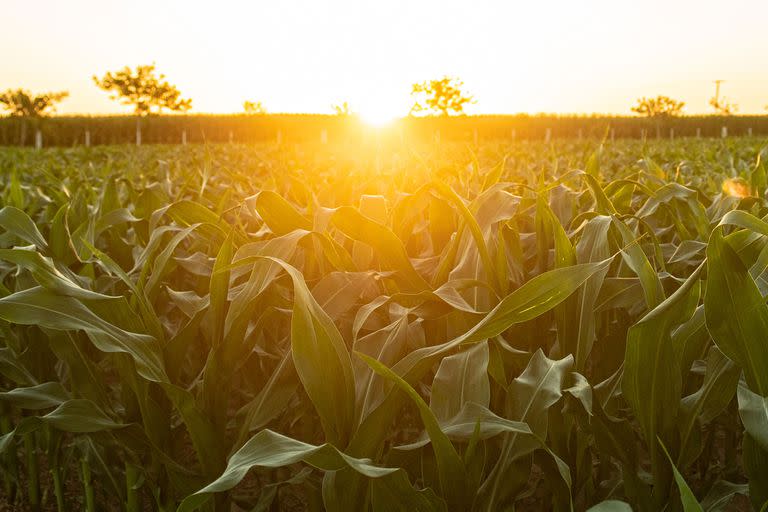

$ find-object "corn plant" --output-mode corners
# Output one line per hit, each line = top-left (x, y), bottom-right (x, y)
(0, 138), (766, 511)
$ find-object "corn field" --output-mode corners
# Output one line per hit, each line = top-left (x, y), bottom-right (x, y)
(0, 138), (767, 511)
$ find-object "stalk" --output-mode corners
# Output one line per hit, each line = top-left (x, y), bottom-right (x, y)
(50, 436), (65, 512)
(23, 432), (40, 512)
(42, 425), (66, 512)
(81, 457), (96, 512)
(126, 462), (140, 512)
(0, 404), (17, 500)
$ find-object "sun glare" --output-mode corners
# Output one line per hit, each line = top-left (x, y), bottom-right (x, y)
(359, 105), (397, 126)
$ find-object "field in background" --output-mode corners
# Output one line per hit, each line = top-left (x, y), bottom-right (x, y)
(1, 138), (767, 511)
(2, 114), (768, 147)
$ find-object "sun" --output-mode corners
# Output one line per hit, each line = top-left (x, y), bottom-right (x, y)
(358, 104), (398, 126)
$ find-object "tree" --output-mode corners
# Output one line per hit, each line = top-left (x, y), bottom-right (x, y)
(92, 64), (191, 116)
(709, 96), (737, 115)
(0, 89), (68, 118)
(243, 100), (267, 114)
(0, 89), (68, 145)
(709, 80), (737, 115)
(332, 101), (352, 116)
(631, 95), (685, 118)
(410, 76), (474, 116)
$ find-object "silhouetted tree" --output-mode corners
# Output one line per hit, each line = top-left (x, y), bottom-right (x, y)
(709, 80), (737, 115)
(631, 96), (685, 118)
(0, 89), (68, 145)
(93, 64), (191, 115)
(93, 64), (190, 144)
(410, 77), (473, 116)
(709, 96), (737, 115)
(243, 100), (267, 114)
(332, 101), (352, 116)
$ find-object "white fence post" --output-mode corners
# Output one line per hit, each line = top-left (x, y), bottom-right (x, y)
(136, 125), (141, 146)
(35, 130), (42, 150)
(85, 130), (91, 147)
(721, 126), (728, 138)
(748, 127), (753, 137)
(181, 130), (187, 145)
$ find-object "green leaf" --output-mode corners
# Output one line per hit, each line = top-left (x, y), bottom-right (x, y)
(737, 383), (768, 452)
(0, 206), (48, 251)
(356, 351), (470, 510)
(0, 382), (69, 410)
(0, 248), (115, 301)
(586, 500), (633, 512)
(430, 341), (490, 422)
(247, 190), (312, 235)
(660, 439), (703, 512)
(623, 268), (700, 502)
(0, 286), (167, 382)
(176, 429), (397, 512)
(332, 206), (431, 292)
(705, 229), (768, 395)
(478, 350), (574, 510)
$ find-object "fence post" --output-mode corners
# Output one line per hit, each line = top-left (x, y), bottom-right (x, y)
(696, 128), (701, 138)
(544, 128), (551, 143)
(748, 127), (753, 137)
(136, 124), (141, 146)
(228, 130), (234, 144)
(721, 126), (728, 138)
(35, 130), (42, 150)
(670, 128), (674, 140)
(610, 129), (615, 142)
(85, 130), (91, 147)
(511, 129), (516, 141)
(181, 130), (187, 145)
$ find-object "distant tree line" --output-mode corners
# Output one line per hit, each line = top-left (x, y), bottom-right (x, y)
(1, 113), (767, 148)
(1, 63), (766, 146)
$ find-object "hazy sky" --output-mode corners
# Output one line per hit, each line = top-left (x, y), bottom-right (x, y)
(2, 0), (767, 119)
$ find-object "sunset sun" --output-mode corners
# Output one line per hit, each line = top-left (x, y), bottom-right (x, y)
(359, 105), (397, 126)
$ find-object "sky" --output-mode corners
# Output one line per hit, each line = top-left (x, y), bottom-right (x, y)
(2, 0), (768, 120)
